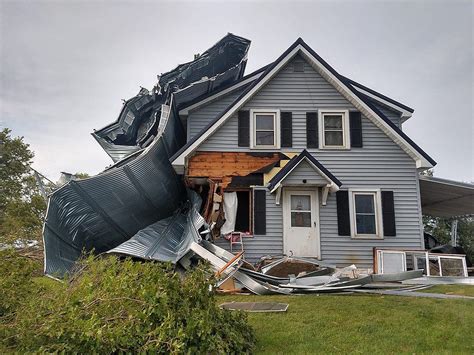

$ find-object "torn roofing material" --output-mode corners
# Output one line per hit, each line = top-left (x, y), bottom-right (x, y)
(92, 33), (251, 163)
(107, 190), (205, 263)
(43, 98), (186, 277)
(43, 34), (251, 277)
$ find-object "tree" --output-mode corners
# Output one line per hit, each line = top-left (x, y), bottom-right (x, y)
(423, 215), (474, 261)
(0, 129), (46, 245)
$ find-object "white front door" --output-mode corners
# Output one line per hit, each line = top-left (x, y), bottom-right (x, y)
(283, 188), (320, 258)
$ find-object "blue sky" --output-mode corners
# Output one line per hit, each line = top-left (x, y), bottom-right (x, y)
(1, 0), (472, 182)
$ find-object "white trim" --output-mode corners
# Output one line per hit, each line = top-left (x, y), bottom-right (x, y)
(318, 109), (350, 149)
(171, 43), (433, 169)
(178, 73), (263, 116)
(348, 188), (384, 239)
(269, 156), (339, 193)
(351, 86), (413, 119)
(250, 109), (280, 149)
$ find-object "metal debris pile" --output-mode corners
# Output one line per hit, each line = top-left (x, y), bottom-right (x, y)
(176, 239), (425, 295)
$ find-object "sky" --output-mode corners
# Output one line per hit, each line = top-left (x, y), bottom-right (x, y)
(1, 0), (473, 182)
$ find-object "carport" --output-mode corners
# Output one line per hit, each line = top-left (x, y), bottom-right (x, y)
(420, 176), (474, 217)
(420, 175), (473, 248)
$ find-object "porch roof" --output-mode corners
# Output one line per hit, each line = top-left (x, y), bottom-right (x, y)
(419, 175), (474, 218)
(267, 150), (341, 193)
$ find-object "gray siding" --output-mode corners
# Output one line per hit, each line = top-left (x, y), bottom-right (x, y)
(186, 86), (248, 141)
(196, 55), (424, 268)
(369, 99), (402, 129)
(281, 160), (328, 186)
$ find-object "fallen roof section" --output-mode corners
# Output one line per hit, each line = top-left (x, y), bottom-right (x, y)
(419, 175), (474, 217)
(93, 33), (251, 163)
(43, 97), (187, 277)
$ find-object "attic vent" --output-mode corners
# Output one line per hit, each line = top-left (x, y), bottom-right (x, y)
(293, 61), (304, 72)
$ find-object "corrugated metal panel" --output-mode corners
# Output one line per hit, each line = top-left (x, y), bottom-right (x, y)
(194, 54), (423, 268)
(108, 190), (205, 262)
(43, 106), (187, 277)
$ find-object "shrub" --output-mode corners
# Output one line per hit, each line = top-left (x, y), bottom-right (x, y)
(2, 254), (255, 353)
(0, 249), (41, 317)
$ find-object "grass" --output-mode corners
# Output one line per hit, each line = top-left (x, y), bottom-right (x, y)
(420, 284), (474, 297)
(219, 293), (474, 354)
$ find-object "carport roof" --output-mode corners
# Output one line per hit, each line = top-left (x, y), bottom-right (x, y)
(420, 175), (474, 217)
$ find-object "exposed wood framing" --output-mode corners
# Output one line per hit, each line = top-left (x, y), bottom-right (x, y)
(187, 152), (283, 188)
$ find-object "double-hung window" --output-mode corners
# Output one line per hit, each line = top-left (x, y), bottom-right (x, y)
(349, 190), (383, 239)
(250, 110), (280, 149)
(319, 110), (350, 149)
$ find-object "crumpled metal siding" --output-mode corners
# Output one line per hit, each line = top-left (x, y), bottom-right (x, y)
(43, 106), (187, 277)
(43, 34), (251, 277)
(93, 33), (250, 163)
(108, 190), (205, 263)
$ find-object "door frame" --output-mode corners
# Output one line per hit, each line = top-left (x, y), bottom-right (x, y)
(282, 187), (321, 259)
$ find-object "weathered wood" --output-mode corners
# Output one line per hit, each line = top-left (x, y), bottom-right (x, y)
(187, 152), (282, 188)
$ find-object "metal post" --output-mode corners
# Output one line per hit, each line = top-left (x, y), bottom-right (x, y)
(451, 219), (458, 247)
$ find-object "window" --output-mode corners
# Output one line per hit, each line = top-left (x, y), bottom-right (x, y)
(290, 194), (311, 227)
(319, 110), (350, 149)
(349, 190), (382, 238)
(250, 110), (280, 149)
(235, 190), (251, 233)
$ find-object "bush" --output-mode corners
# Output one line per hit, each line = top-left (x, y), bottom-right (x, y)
(0, 249), (41, 317)
(2, 254), (255, 353)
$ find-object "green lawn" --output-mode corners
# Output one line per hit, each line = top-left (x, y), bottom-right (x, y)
(219, 294), (474, 354)
(420, 284), (474, 297)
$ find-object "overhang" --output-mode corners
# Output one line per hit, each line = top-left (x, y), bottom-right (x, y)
(419, 176), (474, 217)
(267, 150), (342, 193)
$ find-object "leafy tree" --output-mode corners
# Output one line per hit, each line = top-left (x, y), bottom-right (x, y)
(0, 128), (46, 245)
(1, 254), (255, 353)
(424, 215), (474, 261)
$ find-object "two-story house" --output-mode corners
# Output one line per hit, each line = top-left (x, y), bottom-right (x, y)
(170, 38), (436, 268)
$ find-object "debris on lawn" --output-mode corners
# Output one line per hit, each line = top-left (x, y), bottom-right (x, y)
(220, 302), (289, 312)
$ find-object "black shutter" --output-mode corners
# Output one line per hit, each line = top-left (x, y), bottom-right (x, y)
(336, 191), (351, 236)
(381, 191), (396, 236)
(253, 190), (266, 235)
(238, 110), (250, 147)
(350, 111), (363, 148)
(306, 112), (318, 148)
(281, 112), (293, 147)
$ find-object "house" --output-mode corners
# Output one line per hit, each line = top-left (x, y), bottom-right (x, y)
(170, 38), (437, 268)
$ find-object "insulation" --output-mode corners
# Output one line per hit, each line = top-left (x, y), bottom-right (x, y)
(221, 192), (238, 235)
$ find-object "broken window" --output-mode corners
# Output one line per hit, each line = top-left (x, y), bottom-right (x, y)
(235, 190), (251, 233)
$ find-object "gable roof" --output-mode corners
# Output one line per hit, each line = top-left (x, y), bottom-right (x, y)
(267, 150), (342, 193)
(170, 38), (436, 168)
